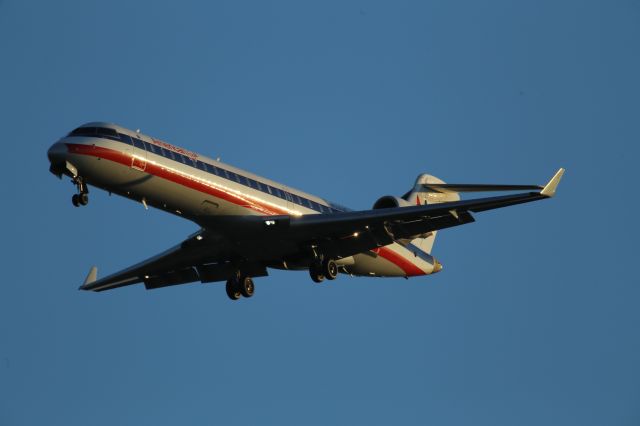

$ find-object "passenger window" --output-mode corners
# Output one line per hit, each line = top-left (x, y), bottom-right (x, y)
(119, 134), (132, 145)
(133, 138), (145, 150)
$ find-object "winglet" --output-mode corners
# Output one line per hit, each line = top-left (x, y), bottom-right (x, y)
(540, 168), (565, 197)
(80, 266), (98, 290)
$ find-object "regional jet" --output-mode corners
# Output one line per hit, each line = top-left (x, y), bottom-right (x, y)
(47, 123), (564, 300)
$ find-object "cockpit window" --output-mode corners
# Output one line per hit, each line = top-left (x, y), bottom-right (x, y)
(68, 126), (119, 139)
(69, 127), (97, 137)
(96, 127), (118, 138)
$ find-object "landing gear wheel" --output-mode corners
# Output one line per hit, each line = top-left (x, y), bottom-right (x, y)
(309, 263), (325, 283)
(225, 279), (242, 300)
(322, 258), (338, 280)
(239, 276), (255, 298)
(71, 176), (89, 207)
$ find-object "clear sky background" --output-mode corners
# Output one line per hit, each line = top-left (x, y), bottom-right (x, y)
(1, 1), (639, 425)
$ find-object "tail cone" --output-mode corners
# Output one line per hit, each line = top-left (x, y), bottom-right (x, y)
(433, 260), (443, 274)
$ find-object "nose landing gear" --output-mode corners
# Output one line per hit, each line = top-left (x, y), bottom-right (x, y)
(71, 177), (89, 207)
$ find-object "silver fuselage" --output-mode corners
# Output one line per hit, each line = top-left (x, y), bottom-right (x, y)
(48, 122), (439, 278)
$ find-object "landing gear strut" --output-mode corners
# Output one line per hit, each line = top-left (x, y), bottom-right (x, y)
(71, 176), (89, 207)
(225, 275), (255, 301)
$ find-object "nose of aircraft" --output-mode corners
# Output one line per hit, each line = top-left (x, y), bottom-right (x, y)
(48, 142), (68, 177)
(48, 142), (67, 163)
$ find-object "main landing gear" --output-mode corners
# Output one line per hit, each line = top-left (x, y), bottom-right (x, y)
(71, 176), (89, 207)
(309, 257), (338, 283)
(225, 275), (255, 301)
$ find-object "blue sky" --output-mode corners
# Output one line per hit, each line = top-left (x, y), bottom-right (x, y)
(1, 1), (639, 425)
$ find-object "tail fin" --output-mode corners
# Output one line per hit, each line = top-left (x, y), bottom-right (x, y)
(402, 174), (461, 254)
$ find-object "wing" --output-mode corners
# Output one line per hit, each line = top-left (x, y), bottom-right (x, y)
(80, 230), (267, 292)
(82, 168), (563, 291)
(200, 168), (565, 262)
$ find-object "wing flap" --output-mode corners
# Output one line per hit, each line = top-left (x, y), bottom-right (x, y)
(143, 267), (199, 290)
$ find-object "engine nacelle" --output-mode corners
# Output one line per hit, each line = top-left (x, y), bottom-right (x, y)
(372, 195), (414, 209)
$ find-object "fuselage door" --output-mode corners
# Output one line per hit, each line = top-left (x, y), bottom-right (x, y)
(131, 135), (148, 171)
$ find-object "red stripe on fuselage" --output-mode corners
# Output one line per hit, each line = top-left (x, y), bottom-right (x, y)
(67, 143), (289, 216)
(376, 247), (426, 277)
(68, 142), (426, 277)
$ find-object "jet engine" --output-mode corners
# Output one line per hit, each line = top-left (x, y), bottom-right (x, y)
(372, 195), (414, 210)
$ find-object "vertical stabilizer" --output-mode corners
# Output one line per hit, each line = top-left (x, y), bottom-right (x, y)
(403, 174), (461, 254)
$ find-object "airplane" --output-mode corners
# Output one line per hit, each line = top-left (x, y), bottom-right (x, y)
(47, 122), (564, 301)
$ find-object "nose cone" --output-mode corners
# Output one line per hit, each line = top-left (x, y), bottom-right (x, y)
(48, 142), (68, 177)
(48, 142), (67, 164)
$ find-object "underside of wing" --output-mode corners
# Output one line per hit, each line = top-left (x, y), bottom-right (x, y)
(80, 230), (267, 292)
